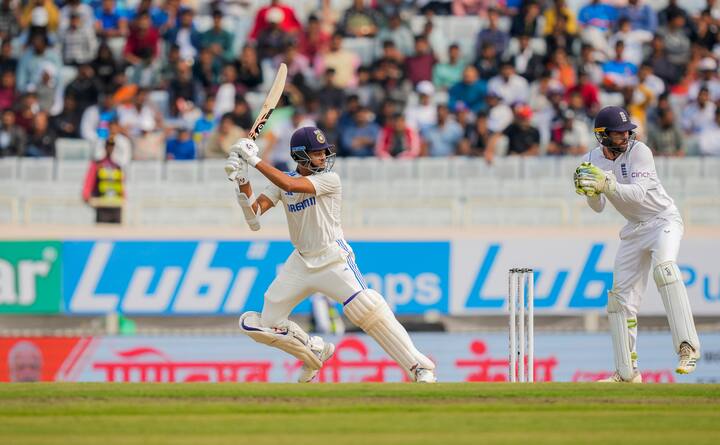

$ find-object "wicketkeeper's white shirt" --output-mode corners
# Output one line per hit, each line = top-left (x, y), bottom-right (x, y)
(582, 141), (679, 224)
(262, 171), (345, 267)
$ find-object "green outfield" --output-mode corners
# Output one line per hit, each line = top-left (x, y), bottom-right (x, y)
(1, 383), (719, 445)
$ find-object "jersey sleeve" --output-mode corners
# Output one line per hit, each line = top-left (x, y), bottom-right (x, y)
(261, 182), (283, 205)
(307, 172), (341, 196)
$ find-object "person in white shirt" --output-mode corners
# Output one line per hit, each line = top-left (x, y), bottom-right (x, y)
(223, 126), (437, 383)
(487, 61), (530, 106)
(574, 106), (700, 383)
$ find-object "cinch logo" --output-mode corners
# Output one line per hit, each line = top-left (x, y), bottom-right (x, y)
(288, 197), (316, 213)
(631, 171), (654, 178)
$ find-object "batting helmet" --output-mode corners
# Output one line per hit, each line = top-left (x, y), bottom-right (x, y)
(593, 106), (637, 154)
(290, 126), (336, 173)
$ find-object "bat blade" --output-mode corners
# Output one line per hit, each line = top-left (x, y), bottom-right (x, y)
(248, 62), (287, 140)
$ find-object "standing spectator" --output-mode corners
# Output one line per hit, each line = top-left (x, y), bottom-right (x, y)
(124, 12), (160, 66)
(15, 33), (60, 94)
(82, 136), (124, 224)
(405, 35), (436, 87)
(51, 94), (82, 138)
(202, 9), (235, 63)
(24, 111), (56, 157)
(248, 0), (302, 42)
(315, 32), (361, 89)
(341, 107), (380, 157)
(433, 43), (466, 90)
(0, 109), (27, 157)
(421, 104), (463, 156)
(376, 113), (421, 159)
(658, 0), (692, 31)
(95, 0), (128, 39)
(647, 108), (684, 157)
(475, 8), (508, 58)
(60, 13), (98, 65)
(65, 64), (101, 115)
(487, 61), (530, 106)
(339, 0), (381, 37)
(192, 95), (216, 155)
(204, 113), (245, 159)
(449, 65), (486, 113)
(618, 0), (657, 34)
(681, 87), (717, 135)
(166, 126), (196, 160)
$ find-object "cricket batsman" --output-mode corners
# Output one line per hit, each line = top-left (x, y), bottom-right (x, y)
(574, 106), (701, 382)
(224, 127), (436, 383)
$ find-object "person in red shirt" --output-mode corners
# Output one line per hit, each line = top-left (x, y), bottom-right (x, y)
(82, 136), (124, 224)
(247, 1), (302, 41)
(375, 113), (421, 159)
(123, 12), (160, 66)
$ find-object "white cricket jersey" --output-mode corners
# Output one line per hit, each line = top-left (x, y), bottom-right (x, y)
(262, 170), (345, 264)
(582, 141), (679, 224)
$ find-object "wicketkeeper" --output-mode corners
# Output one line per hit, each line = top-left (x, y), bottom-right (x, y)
(574, 106), (701, 382)
(224, 127), (436, 383)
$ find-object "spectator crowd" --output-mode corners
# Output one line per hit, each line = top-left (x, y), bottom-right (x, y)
(1, 0), (720, 170)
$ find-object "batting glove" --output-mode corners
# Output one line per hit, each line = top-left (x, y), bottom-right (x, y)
(230, 138), (261, 167)
(225, 152), (249, 184)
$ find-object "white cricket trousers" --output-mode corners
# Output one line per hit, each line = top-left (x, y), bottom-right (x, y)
(261, 244), (367, 327)
(611, 212), (684, 355)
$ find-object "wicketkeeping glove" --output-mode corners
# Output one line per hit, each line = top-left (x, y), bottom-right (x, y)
(575, 162), (616, 196)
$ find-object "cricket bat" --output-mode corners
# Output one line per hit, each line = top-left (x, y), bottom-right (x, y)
(229, 63), (287, 181)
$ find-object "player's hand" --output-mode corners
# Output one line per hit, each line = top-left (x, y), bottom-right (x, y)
(230, 138), (261, 167)
(573, 163), (589, 196)
(225, 152), (249, 184)
(576, 162), (616, 195)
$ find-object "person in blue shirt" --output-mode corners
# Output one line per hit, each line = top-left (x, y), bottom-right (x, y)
(448, 65), (487, 114)
(340, 107), (379, 157)
(166, 126), (196, 160)
(618, 0), (657, 33)
(578, 0), (618, 33)
(421, 104), (463, 157)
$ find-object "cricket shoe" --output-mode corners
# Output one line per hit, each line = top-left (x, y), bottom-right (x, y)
(413, 367), (437, 383)
(676, 342), (700, 374)
(297, 336), (335, 383)
(598, 371), (642, 383)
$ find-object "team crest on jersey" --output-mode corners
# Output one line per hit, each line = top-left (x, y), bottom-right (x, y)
(314, 130), (326, 143)
(621, 163), (628, 178)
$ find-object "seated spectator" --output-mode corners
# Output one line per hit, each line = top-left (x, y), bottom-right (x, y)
(248, 1), (303, 42)
(83, 135), (124, 224)
(341, 106), (380, 157)
(375, 14), (414, 57)
(16, 33), (60, 95)
(95, 0), (128, 39)
(264, 108), (316, 170)
(166, 126), (196, 160)
(204, 113), (245, 159)
(433, 43), (466, 90)
(117, 87), (161, 137)
(0, 70), (16, 111)
(578, 43), (603, 86)
(637, 62), (665, 103)
(647, 108), (684, 157)
(193, 48), (221, 90)
(618, 0), (657, 34)
(475, 8), (508, 57)
(0, 109), (26, 157)
(318, 107), (341, 152)
(15, 93), (40, 133)
(458, 111), (491, 158)
(622, 83), (653, 140)
(661, 11), (690, 70)
(163, 7), (200, 62)
(201, 9), (234, 62)
(688, 57), (720, 103)
(51, 94), (82, 138)
(81, 94), (117, 142)
(601, 41), (637, 92)
(339, 0), (381, 37)
(566, 70), (600, 116)
(658, 0), (691, 30)
(257, 7), (295, 61)
(315, 32), (361, 89)
(60, 12), (98, 66)
(449, 65), (486, 114)
(452, 0), (491, 17)
(192, 95), (216, 154)
(33, 63), (57, 112)
(647, 35), (682, 87)
(546, 109), (589, 156)
(609, 17), (652, 68)
(474, 41), (500, 79)
(230, 96), (253, 131)
(405, 35), (436, 87)
(578, 0), (617, 47)
(60, 0), (94, 32)
(511, 0), (542, 37)
(485, 90), (513, 134)
(298, 14), (331, 63)
(168, 60), (198, 117)
(0, 39), (17, 76)
(421, 19), (448, 63)
(214, 63), (242, 117)
(698, 109), (720, 156)
(317, 68), (345, 111)
(92, 43), (120, 94)
(505, 34), (544, 83)
(354, 66), (384, 111)
(488, 61), (530, 106)
(236, 45), (264, 91)
(405, 81), (438, 133)
(491, 105), (539, 160)
(66, 64), (101, 115)
(421, 104), (463, 157)
(92, 119), (131, 168)
(542, 0), (577, 36)
(545, 12), (576, 56)
(0, 0), (20, 42)
(376, 113), (421, 159)
(20, 0), (60, 35)
(124, 12), (160, 66)
(681, 87), (717, 135)
(24, 111), (56, 157)
(692, 9), (718, 52)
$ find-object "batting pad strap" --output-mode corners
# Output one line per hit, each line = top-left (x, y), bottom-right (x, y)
(343, 290), (435, 374)
(235, 186), (261, 231)
(607, 291), (634, 380)
(239, 312), (322, 370)
(653, 262), (700, 353)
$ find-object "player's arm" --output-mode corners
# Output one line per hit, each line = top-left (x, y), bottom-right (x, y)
(233, 138), (317, 194)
